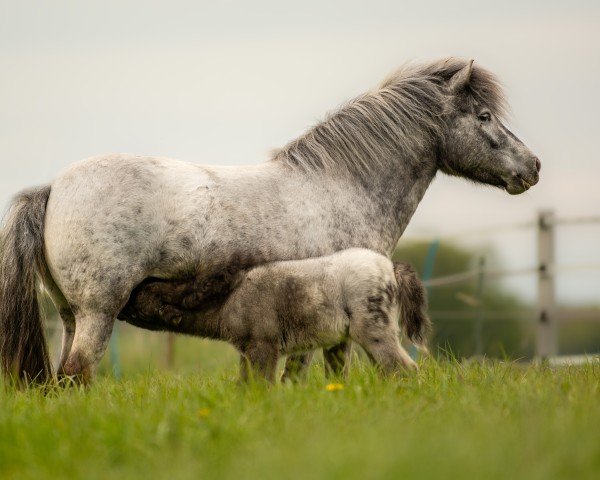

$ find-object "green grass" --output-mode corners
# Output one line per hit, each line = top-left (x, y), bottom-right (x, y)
(1, 337), (599, 480)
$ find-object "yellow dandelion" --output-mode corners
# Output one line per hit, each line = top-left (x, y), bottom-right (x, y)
(325, 383), (344, 392)
(197, 407), (211, 418)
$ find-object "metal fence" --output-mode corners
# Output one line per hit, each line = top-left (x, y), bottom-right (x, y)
(412, 210), (600, 360)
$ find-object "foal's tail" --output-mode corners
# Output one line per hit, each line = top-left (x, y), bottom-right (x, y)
(0, 185), (52, 385)
(393, 262), (431, 349)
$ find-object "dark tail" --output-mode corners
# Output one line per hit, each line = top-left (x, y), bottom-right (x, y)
(0, 185), (52, 385)
(393, 262), (432, 348)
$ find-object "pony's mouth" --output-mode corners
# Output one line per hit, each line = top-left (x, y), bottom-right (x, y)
(501, 173), (538, 195)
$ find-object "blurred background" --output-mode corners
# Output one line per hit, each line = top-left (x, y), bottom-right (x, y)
(1, 0), (598, 372)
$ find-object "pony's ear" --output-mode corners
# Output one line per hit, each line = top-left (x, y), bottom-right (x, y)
(448, 59), (474, 94)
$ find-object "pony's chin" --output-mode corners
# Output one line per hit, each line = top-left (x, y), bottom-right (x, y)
(505, 183), (529, 195)
(498, 174), (534, 195)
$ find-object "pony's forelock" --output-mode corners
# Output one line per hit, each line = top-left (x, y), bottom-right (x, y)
(385, 57), (508, 119)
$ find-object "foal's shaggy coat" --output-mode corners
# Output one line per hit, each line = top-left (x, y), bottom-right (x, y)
(131, 249), (430, 381)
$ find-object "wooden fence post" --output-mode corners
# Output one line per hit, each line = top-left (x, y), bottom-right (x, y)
(166, 333), (176, 369)
(473, 256), (486, 357)
(536, 210), (557, 360)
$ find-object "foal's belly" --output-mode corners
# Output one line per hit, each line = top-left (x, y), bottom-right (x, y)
(283, 331), (347, 356)
(277, 305), (350, 355)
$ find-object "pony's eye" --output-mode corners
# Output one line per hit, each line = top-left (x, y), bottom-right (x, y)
(478, 112), (491, 122)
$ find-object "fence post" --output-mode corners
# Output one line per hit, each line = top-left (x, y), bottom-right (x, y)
(109, 322), (122, 379)
(536, 210), (556, 360)
(166, 333), (176, 369)
(473, 256), (486, 357)
(422, 239), (440, 283)
(414, 239), (439, 359)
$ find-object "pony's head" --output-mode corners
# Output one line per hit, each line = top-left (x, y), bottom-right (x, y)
(437, 59), (540, 194)
(276, 57), (540, 195)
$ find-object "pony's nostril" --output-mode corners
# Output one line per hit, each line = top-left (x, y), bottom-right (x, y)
(535, 157), (541, 173)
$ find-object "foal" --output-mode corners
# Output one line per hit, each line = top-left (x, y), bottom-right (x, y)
(131, 248), (430, 382)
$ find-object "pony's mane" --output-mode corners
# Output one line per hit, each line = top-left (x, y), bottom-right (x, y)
(273, 57), (507, 176)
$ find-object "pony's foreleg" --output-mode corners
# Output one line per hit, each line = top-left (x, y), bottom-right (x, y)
(323, 341), (352, 378)
(62, 312), (115, 385)
(281, 352), (314, 382)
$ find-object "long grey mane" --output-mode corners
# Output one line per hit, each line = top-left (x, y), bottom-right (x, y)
(273, 57), (508, 177)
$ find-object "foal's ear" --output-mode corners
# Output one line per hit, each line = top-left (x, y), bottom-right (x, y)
(448, 59), (474, 94)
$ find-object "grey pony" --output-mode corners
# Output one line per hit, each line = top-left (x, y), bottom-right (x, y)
(0, 57), (540, 384)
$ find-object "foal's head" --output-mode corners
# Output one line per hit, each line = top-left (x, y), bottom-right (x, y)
(438, 59), (540, 195)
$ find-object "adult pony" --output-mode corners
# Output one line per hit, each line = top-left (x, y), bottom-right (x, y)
(0, 58), (540, 384)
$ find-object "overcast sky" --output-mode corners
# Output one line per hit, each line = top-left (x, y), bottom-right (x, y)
(1, 0), (598, 303)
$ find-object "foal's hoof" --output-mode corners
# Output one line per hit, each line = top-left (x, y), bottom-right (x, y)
(403, 360), (418, 372)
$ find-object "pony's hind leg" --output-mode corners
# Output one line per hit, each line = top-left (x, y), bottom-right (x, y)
(56, 308), (76, 376)
(62, 311), (116, 385)
(42, 271), (76, 378)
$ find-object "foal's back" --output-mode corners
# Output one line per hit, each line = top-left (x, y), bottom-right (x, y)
(221, 249), (396, 348)
(223, 248), (419, 376)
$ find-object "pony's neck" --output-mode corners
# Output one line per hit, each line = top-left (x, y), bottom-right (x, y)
(336, 150), (438, 253)
(274, 72), (445, 253)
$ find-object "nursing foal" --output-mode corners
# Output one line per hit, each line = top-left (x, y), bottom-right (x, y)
(125, 248), (431, 381)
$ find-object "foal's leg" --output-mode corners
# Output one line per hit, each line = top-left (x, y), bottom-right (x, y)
(350, 314), (417, 375)
(242, 340), (279, 383)
(323, 341), (352, 378)
(62, 311), (116, 385)
(357, 334), (417, 375)
(281, 351), (314, 382)
(238, 355), (249, 383)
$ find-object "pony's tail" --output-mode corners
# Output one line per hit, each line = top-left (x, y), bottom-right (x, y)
(393, 262), (432, 350)
(0, 185), (52, 385)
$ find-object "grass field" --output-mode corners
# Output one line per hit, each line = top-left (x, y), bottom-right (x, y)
(1, 332), (599, 480)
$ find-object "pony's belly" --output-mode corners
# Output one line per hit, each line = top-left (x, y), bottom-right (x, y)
(117, 272), (235, 337)
(118, 309), (221, 337)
